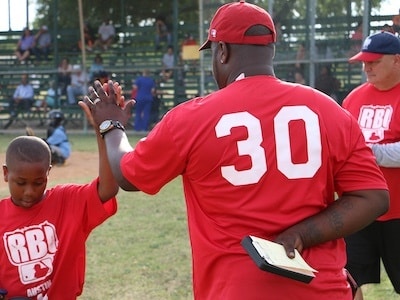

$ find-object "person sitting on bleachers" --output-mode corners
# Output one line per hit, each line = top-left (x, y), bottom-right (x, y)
(93, 19), (115, 51)
(57, 57), (72, 97)
(78, 21), (95, 52)
(15, 27), (35, 63)
(66, 65), (89, 105)
(34, 80), (56, 110)
(4, 74), (35, 129)
(155, 15), (172, 51)
(33, 25), (51, 61)
(89, 54), (105, 82)
(161, 45), (174, 81)
(9, 74), (35, 117)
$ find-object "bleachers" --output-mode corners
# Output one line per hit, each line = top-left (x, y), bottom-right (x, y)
(0, 13), (395, 130)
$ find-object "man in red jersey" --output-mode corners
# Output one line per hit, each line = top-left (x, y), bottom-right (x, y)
(342, 31), (400, 300)
(81, 1), (388, 299)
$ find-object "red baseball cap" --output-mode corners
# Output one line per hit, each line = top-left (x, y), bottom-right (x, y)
(349, 31), (400, 62)
(199, 0), (276, 51)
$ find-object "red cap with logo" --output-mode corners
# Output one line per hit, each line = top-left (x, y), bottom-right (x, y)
(199, 0), (276, 50)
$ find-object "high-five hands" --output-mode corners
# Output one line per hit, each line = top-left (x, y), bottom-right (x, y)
(78, 80), (135, 128)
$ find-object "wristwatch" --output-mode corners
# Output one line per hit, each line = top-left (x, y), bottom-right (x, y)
(99, 120), (125, 138)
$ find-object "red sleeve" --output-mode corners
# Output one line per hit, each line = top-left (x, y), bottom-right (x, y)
(121, 114), (186, 194)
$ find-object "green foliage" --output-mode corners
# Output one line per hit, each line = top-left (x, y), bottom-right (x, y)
(33, 0), (384, 30)
(35, 0), (186, 29)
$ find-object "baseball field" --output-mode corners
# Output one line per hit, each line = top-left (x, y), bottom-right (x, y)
(0, 132), (396, 299)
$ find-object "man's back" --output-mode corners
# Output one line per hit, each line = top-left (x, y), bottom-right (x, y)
(121, 75), (384, 299)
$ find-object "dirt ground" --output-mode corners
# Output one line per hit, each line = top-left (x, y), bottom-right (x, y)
(0, 151), (99, 193)
(49, 151), (99, 181)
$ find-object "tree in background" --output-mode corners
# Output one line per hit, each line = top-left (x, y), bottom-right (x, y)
(34, 0), (384, 30)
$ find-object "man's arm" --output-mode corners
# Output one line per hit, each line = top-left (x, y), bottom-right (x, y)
(370, 142), (400, 167)
(79, 80), (137, 193)
(103, 129), (139, 191)
(275, 189), (389, 258)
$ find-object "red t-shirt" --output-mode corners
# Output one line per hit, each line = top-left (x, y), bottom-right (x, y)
(343, 82), (400, 221)
(0, 179), (117, 299)
(121, 76), (387, 299)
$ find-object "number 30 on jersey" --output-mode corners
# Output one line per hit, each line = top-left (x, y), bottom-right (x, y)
(215, 106), (322, 186)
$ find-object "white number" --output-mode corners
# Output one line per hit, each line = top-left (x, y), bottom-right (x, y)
(216, 112), (267, 185)
(215, 106), (321, 185)
(274, 106), (321, 179)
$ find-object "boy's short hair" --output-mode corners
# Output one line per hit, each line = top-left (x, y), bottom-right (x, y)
(6, 136), (51, 167)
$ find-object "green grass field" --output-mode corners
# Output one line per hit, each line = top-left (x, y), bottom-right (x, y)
(0, 133), (398, 299)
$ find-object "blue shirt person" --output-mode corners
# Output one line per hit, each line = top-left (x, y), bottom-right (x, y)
(132, 70), (156, 131)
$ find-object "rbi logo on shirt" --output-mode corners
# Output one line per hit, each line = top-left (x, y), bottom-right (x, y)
(358, 105), (393, 143)
(3, 221), (58, 284)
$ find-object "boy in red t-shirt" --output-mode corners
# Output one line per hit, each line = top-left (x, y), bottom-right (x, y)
(0, 128), (118, 298)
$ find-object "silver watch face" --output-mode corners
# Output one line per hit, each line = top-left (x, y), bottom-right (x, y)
(100, 120), (112, 131)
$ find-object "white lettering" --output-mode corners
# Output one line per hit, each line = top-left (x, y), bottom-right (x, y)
(26, 229), (47, 260)
(27, 279), (52, 297)
(6, 233), (29, 263)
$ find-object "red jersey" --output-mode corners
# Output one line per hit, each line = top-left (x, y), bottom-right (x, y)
(343, 82), (400, 221)
(121, 75), (387, 300)
(0, 179), (117, 299)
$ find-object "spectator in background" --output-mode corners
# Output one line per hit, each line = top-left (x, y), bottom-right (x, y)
(180, 33), (199, 76)
(25, 110), (72, 166)
(8, 74), (34, 117)
(94, 71), (109, 85)
(155, 15), (172, 51)
(45, 110), (71, 165)
(33, 80), (57, 111)
(315, 64), (341, 101)
(78, 22), (95, 52)
(45, 80), (57, 109)
(161, 45), (174, 81)
(33, 25), (51, 61)
(94, 19), (115, 51)
(295, 42), (306, 70)
(4, 74), (35, 129)
(66, 65), (89, 105)
(89, 54), (105, 82)
(181, 33), (197, 47)
(15, 27), (35, 63)
(293, 68), (306, 85)
(150, 89), (161, 129)
(382, 23), (394, 34)
(392, 9), (400, 35)
(132, 69), (156, 132)
(348, 21), (363, 57)
(57, 57), (72, 96)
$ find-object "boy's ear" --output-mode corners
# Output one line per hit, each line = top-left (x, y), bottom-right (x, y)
(3, 164), (9, 182)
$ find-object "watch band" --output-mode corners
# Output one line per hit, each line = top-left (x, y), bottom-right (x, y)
(100, 120), (125, 138)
